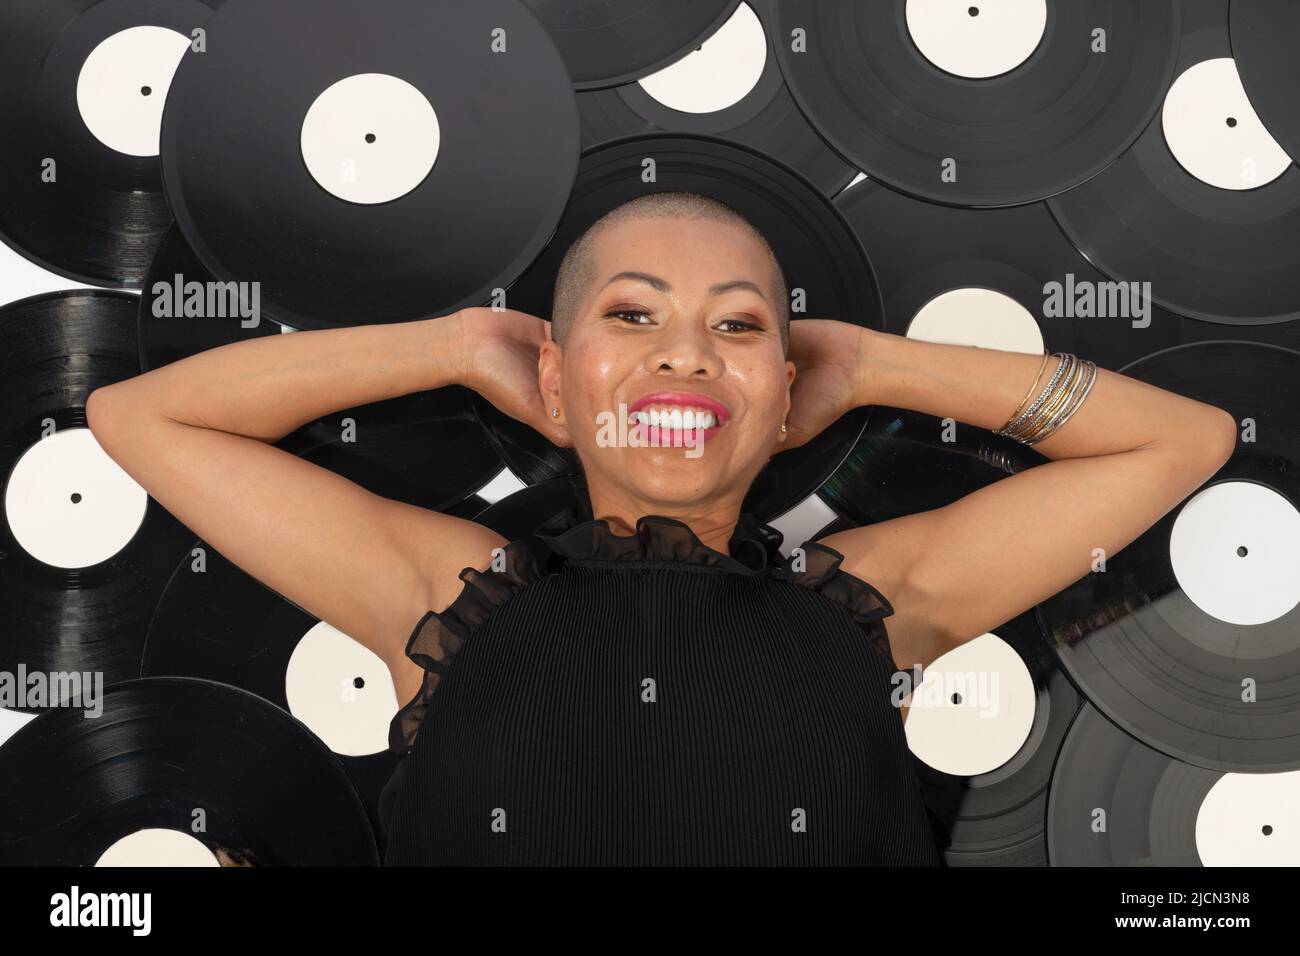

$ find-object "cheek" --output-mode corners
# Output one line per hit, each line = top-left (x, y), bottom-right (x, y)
(562, 341), (624, 416)
(729, 364), (788, 425)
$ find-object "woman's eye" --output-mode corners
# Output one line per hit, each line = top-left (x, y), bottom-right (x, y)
(609, 309), (650, 324)
(719, 317), (760, 332)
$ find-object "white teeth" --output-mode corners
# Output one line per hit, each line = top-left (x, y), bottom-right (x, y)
(629, 407), (719, 429)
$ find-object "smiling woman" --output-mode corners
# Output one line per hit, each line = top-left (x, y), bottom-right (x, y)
(86, 190), (1234, 867)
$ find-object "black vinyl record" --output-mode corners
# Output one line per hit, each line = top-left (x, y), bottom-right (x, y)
(909, 611), (1082, 867)
(1048, 0), (1300, 324)
(0, 0), (224, 286)
(820, 409), (1044, 539)
(160, 0), (580, 330)
(1036, 341), (1300, 772)
(0, 677), (379, 865)
(137, 226), (503, 512)
(523, 0), (742, 91)
(1047, 704), (1225, 866)
(772, 0), (1179, 207)
(471, 132), (883, 520)
(1231, 0), (1300, 164)
(575, 0), (856, 196)
(0, 291), (193, 699)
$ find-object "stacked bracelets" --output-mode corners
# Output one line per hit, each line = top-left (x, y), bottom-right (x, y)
(993, 351), (1098, 446)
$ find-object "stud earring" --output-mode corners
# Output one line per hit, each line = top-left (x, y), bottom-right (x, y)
(551, 407), (560, 418)
(780, 422), (787, 434)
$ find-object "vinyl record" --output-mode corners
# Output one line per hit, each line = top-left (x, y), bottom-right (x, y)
(834, 178), (1300, 370)
(160, 0), (580, 330)
(1230, 0), (1300, 164)
(137, 226), (504, 511)
(0, 677), (379, 865)
(523, 0), (743, 91)
(1046, 703), (1296, 866)
(471, 132), (884, 520)
(576, 0), (856, 196)
(820, 407), (1044, 527)
(1048, 0), (1300, 324)
(0, 0), (225, 286)
(0, 291), (193, 698)
(1036, 341), (1300, 772)
(905, 610), (1082, 866)
(772, 0), (1179, 207)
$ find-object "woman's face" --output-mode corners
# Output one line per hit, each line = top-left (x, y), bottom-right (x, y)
(540, 215), (794, 513)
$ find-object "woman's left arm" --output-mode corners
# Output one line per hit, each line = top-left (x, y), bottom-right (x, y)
(815, 328), (1237, 672)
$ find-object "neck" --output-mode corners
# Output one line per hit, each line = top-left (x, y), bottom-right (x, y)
(584, 477), (743, 556)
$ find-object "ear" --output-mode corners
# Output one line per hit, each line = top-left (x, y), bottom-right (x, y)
(774, 358), (795, 447)
(538, 339), (573, 448)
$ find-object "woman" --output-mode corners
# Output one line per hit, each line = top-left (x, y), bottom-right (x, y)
(87, 192), (1237, 866)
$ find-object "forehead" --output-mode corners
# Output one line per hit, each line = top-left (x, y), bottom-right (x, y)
(590, 215), (771, 282)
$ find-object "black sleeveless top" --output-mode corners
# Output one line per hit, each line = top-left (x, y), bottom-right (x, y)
(378, 511), (941, 866)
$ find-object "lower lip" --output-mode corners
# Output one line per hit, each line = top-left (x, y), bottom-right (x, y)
(628, 420), (725, 445)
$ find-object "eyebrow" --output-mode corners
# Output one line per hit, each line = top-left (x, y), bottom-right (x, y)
(600, 271), (770, 303)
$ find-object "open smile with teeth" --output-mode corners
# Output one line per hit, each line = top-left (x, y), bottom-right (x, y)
(628, 405), (721, 431)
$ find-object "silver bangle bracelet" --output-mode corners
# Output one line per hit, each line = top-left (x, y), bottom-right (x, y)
(1028, 360), (1097, 445)
(996, 353), (1071, 438)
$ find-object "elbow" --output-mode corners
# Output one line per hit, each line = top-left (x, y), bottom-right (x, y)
(85, 384), (128, 446)
(1205, 409), (1238, 465)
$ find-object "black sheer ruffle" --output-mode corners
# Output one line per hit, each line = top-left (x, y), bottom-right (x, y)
(769, 540), (899, 669)
(387, 513), (899, 755)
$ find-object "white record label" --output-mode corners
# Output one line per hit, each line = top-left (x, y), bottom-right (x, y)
(1169, 481), (1300, 627)
(4, 428), (147, 569)
(300, 73), (440, 204)
(905, 0), (1047, 79)
(284, 621), (399, 756)
(637, 2), (766, 114)
(904, 632), (1036, 777)
(76, 26), (191, 157)
(909, 287), (1045, 354)
(1162, 58), (1292, 191)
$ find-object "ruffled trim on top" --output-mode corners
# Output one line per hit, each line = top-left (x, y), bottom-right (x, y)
(769, 540), (901, 670)
(387, 536), (550, 755)
(537, 511), (786, 575)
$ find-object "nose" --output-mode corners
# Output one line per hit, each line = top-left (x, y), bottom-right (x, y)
(647, 316), (724, 377)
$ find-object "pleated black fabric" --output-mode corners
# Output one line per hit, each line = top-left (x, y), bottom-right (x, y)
(378, 512), (942, 866)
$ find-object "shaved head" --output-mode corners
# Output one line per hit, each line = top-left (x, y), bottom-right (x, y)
(550, 191), (790, 354)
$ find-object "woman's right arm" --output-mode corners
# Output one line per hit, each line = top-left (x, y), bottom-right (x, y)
(85, 311), (508, 704)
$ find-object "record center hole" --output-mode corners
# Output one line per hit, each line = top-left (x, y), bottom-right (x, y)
(353, 676), (364, 689)
(1263, 824), (1273, 836)
(141, 86), (152, 97)
(968, 6), (979, 16)
(70, 492), (82, 504)
(1237, 545), (1248, 557)
(1226, 117), (1237, 128)
(364, 133), (376, 144)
